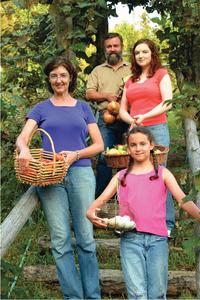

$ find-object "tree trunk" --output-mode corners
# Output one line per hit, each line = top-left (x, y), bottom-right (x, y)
(184, 117), (200, 297)
(49, 1), (75, 60)
(95, 18), (108, 65)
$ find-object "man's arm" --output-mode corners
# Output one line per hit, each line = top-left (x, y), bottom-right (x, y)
(86, 89), (119, 102)
(85, 67), (119, 102)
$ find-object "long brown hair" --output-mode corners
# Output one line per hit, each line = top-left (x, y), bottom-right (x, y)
(130, 39), (162, 82)
(120, 126), (159, 187)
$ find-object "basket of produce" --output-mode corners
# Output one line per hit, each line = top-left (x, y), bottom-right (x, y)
(14, 128), (69, 186)
(103, 144), (129, 168)
(104, 144), (169, 168)
(97, 183), (136, 233)
(152, 145), (169, 165)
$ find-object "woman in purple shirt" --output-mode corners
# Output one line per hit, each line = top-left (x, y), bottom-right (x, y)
(16, 57), (103, 299)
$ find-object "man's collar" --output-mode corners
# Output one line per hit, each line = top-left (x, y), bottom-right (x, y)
(102, 60), (129, 68)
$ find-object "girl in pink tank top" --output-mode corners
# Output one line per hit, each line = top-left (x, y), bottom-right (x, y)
(87, 126), (200, 299)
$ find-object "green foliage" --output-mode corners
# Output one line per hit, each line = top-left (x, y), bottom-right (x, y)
(148, 0), (200, 87)
(113, 10), (159, 58)
(1, 260), (29, 299)
(1, 94), (27, 218)
(173, 84), (200, 118)
(194, 171), (200, 191)
(182, 235), (200, 261)
(168, 245), (195, 270)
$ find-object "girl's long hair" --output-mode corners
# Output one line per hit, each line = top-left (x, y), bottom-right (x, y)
(131, 39), (162, 82)
(120, 126), (159, 187)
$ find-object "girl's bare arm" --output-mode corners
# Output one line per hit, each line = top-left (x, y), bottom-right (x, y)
(163, 168), (200, 220)
(86, 173), (119, 227)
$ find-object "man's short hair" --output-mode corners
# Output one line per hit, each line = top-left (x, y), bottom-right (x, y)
(104, 32), (123, 46)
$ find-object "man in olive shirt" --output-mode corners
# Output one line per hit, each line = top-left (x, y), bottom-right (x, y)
(86, 32), (131, 197)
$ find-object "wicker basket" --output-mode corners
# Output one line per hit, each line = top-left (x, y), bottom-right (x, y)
(14, 128), (69, 186)
(97, 183), (136, 233)
(151, 144), (169, 165)
(104, 144), (169, 168)
(104, 152), (129, 168)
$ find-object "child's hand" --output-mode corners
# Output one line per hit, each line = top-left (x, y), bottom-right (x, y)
(86, 208), (107, 228)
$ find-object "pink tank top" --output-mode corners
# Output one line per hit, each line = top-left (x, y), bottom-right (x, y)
(118, 166), (168, 236)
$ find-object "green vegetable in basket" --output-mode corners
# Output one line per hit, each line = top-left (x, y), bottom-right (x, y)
(106, 144), (128, 155)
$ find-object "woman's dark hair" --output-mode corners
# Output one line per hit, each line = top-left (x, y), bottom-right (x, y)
(130, 39), (162, 82)
(43, 56), (77, 94)
(120, 126), (159, 187)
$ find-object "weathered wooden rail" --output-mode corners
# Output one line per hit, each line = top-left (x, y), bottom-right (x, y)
(38, 235), (184, 253)
(0, 186), (39, 258)
(23, 266), (196, 297)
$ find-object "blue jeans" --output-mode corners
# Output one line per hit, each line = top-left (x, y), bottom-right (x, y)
(120, 231), (168, 299)
(37, 167), (101, 300)
(147, 123), (175, 232)
(96, 112), (129, 197)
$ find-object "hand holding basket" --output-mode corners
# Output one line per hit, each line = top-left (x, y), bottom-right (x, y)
(14, 128), (69, 186)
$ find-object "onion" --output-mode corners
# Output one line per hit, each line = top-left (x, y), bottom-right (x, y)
(107, 101), (120, 115)
(103, 110), (116, 124)
(102, 215), (136, 230)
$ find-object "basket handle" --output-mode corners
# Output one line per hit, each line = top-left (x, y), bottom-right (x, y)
(28, 128), (56, 155)
(28, 128), (57, 175)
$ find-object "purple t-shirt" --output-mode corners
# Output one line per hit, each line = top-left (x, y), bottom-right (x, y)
(27, 99), (96, 167)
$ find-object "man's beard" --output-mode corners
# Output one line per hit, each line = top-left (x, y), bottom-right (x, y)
(105, 52), (122, 66)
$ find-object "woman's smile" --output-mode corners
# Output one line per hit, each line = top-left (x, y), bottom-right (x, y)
(49, 66), (70, 95)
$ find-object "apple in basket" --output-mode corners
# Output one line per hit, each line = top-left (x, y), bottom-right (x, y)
(41, 154), (64, 163)
(38, 154), (64, 170)
(55, 154), (64, 161)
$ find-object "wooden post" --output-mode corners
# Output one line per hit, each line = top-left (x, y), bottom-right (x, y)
(184, 117), (200, 297)
(0, 186), (39, 258)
